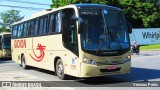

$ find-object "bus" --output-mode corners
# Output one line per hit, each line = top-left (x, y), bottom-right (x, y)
(0, 32), (11, 59)
(11, 4), (132, 80)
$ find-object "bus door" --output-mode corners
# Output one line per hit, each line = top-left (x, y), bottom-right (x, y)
(62, 8), (80, 77)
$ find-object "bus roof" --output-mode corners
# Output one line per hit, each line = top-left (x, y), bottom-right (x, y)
(12, 4), (121, 25)
(75, 4), (121, 10)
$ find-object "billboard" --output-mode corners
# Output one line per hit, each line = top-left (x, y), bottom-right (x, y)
(130, 28), (160, 45)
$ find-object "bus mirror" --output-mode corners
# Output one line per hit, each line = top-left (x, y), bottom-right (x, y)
(71, 16), (79, 21)
(127, 22), (132, 34)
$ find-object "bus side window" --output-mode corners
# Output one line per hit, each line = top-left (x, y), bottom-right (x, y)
(39, 17), (44, 35)
(17, 25), (19, 38)
(30, 20), (35, 36)
(26, 22), (31, 37)
(23, 22), (28, 37)
(55, 12), (61, 33)
(43, 16), (48, 35)
(17, 24), (23, 38)
(21, 24), (24, 37)
(12, 25), (18, 38)
(48, 13), (55, 34)
(34, 19), (39, 36)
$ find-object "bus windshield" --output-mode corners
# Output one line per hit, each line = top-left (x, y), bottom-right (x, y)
(3, 34), (11, 49)
(79, 9), (130, 52)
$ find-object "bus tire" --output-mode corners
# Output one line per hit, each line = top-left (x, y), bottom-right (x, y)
(21, 55), (28, 69)
(56, 59), (68, 80)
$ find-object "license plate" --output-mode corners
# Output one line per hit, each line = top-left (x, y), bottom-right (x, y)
(106, 65), (117, 70)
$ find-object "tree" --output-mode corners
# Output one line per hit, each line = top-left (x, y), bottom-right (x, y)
(116, 0), (160, 28)
(0, 10), (24, 30)
(0, 27), (10, 32)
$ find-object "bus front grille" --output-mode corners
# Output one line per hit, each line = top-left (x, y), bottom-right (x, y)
(96, 60), (123, 66)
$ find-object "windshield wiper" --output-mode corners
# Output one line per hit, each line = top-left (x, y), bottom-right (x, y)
(96, 26), (110, 53)
(96, 36), (103, 53)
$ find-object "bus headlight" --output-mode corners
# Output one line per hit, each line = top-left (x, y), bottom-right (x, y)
(83, 57), (97, 65)
(86, 60), (97, 65)
(124, 55), (131, 63)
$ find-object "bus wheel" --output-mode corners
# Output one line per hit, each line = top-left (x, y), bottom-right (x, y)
(21, 55), (27, 69)
(56, 59), (68, 80)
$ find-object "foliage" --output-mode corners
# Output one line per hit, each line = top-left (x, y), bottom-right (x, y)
(50, 0), (160, 28)
(0, 10), (24, 29)
(116, 0), (160, 28)
(140, 44), (160, 50)
(0, 27), (11, 32)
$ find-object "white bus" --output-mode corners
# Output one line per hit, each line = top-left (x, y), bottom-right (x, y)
(0, 32), (11, 58)
(12, 4), (132, 80)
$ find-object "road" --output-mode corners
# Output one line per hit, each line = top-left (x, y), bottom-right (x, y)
(0, 50), (160, 90)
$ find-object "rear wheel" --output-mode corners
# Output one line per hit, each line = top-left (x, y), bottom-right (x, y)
(56, 59), (68, 80)
(21, 55), (28, 69)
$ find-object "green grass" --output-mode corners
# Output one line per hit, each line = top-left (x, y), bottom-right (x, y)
(140, 44), (160, 50)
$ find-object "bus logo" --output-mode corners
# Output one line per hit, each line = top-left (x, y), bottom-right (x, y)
(29, 38), (46, 62)
(29, 43), (46, 62)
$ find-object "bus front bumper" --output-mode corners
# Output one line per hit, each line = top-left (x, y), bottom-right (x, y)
(80, 61), (131, 77)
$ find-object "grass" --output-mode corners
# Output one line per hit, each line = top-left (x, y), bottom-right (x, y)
(140, 44), (160, 50)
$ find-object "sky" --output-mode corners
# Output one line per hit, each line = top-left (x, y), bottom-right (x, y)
(0, 0), (52, 20)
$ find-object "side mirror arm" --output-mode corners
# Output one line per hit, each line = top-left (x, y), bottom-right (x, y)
(127, 22), (132, 34)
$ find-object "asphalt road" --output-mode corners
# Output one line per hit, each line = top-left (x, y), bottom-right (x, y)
(0, 50), (160, 90)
